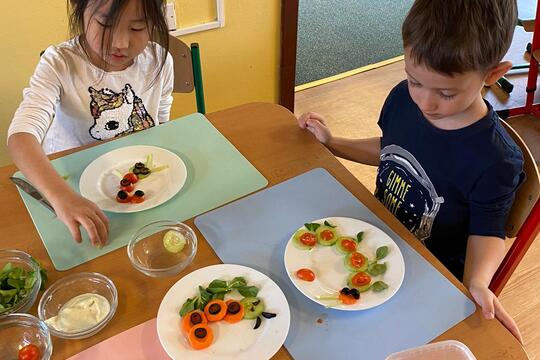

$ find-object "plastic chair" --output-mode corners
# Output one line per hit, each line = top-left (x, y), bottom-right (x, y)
(167, 35), (206, 114)
(488, 120), (540, 296)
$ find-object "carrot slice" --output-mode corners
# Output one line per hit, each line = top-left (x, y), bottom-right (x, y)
(181, 310), (207, 333)
(188, 324), (214, 350)
(223, 299), (245, 324)
(204, 299), (227, 322)
(339, 292), (358, 305)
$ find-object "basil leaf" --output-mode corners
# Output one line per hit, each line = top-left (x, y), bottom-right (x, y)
(371, 281), (389, 292)
(376, 246), (389, 260)
(228, 277), (247, 289)
(356, 231), (364, 243)
(212, 292), (225, 300)
(367, 262), (387, 276)
(304, 223), (321, 232)
(324, 220), (336, 228)
(207, 280), (229, 294)
(179, 297), (196, 317)
(237, 286), (259, 298)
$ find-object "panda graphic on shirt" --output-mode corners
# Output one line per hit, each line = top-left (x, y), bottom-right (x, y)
(88, 83), (155, 140)
(375, 144), (445, 242)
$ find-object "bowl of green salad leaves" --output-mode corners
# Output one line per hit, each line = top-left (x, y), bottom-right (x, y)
(0, 250), (44, 316)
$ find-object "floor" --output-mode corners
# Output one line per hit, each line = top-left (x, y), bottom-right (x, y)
(295, 58), (540, 358)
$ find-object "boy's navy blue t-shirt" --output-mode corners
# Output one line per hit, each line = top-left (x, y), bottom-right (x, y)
(375, 80), (524, 279)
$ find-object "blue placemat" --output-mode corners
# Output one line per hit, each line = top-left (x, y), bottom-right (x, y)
(15, 113), (268, 271)
(194, 168), (476, 360)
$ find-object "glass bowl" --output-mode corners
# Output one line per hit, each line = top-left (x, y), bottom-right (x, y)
(0, 313), (53, 360)
(127, 220), (197, 277)
(0, 249), (42, 316)
(37, 272), (117, 339)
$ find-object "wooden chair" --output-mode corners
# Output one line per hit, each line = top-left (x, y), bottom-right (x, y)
(489, 120), (540, 295)
(168, 35), (206, 114)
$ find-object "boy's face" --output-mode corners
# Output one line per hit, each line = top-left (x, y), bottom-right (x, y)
(404, 48), (486, 124)
(84, 0), (151, 71)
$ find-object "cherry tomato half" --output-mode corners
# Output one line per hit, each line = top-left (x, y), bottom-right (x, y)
(123, 172), (139, 184)
(340, 238), (357, 252)
(131, 190), (145, 204)
(350, 252), (366, 268)
(296, 268), (315, 282)
(18, 344), (40, 360)
(299, 232), (316, 247)
(351, 272), (371, 287)
(320, 229), (335, 241)
(120, 183), (135, 192)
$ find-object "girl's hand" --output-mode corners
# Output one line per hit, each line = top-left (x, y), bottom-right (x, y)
(50, 191), (109, 248)
(297, 112), (333, 144)
(469, 283), (523, 344)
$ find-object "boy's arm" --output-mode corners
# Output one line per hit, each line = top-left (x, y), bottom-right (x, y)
(8, 133), (109, 247)
(325, 137), (381, 166)
(297, 112), (381, 166)
(463, 235), (522, 343)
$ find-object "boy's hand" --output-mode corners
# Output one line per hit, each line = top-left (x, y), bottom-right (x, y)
(297, 112), (333, 144)
(50, 191), (109, 248)
(469, 283), (523, 344)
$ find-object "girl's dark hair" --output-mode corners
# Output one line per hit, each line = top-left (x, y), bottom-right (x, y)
(68, 0), (169, 81)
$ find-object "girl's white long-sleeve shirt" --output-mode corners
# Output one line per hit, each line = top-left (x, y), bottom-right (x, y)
(8, 38), (174, 154)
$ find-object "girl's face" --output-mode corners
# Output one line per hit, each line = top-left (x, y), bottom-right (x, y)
(83, 0), (151, 71)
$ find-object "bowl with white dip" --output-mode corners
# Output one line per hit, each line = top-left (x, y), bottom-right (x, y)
(37, 272), (117, 339)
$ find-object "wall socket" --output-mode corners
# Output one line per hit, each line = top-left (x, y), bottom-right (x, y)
(165, 2), (177, 31)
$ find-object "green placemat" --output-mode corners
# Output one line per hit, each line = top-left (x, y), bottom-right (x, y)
(14, 113), (268, 271)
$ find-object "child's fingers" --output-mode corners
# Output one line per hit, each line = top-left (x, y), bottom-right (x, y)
(79, 215), (101, 247)
(66, 220), (83, 244)
(308, 112), (326, 124)
(494, 298), (523, 344)
(297, 113), (309, 128)
(92, 213), (109, 247)
(481, 297), (495, 319)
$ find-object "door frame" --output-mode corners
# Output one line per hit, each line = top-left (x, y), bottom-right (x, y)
(279, 0), (299, 112)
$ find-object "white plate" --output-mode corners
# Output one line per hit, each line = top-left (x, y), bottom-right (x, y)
(156, 264), (291, 360)
(284, 217), (405, 311)
(79, 145), (187, 213)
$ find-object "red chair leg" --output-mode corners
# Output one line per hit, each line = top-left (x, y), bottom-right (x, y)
(490, 199), (540, 296)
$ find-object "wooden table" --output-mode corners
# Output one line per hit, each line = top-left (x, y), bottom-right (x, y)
(2, 103), (528, 359)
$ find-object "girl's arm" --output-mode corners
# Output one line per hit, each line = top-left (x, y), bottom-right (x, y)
(8, 133), (109, 247)
(297, 112), (381, 166)
(463, 235), (522, 343)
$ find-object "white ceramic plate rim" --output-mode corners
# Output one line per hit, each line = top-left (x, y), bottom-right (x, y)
(284, 216), (405, 311)
(79, 145), (187, 213)
(156, 264), (291, 360)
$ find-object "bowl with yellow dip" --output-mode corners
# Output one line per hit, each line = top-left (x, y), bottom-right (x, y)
(37, 272), (117, 339)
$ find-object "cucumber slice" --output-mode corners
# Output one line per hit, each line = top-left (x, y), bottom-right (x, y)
(240, 297), (265, 320)
(162, 230), (186, 253)
(315, 225), (338, 246)
(344, 252), (368, 272)
(335, 236), (357, 254)
(293, 229), (316, 250)
(347, 272), (372, 292)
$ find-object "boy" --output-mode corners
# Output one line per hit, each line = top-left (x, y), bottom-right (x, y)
(298, 0), (524, 342)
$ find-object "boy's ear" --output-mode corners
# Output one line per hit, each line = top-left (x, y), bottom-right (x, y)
(484, 61), (513, 86)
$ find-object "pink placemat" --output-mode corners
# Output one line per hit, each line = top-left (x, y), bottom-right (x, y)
(68, 318), (170, 360)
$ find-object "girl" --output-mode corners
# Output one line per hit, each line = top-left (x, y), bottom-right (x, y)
(8, 0), (173, 247)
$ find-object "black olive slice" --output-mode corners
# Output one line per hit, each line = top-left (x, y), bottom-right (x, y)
(194, 327), (207, 339)
(261, 312), (276, 319)
(253, 316), (262, 329)
(227, 301), (241, 314)
(117, 190), (128, 199)
(190, 312), (203, 325)
(208, 303), (221, 315)
(134, 162), (145, 169)
(134, 190), (145, 197)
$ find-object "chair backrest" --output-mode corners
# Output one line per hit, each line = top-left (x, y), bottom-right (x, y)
(167, 35), (206, 114)
(489, 120), (540, 295)
(502, 120), (540, 237)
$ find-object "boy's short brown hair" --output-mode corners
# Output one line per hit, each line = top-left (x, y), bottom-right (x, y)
(402, 0), (517, 75)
